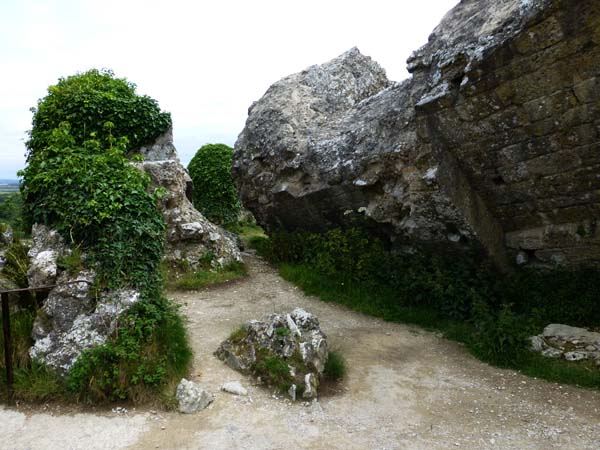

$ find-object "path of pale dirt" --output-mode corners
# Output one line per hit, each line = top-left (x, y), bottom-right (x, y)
(1, 252), (600, 450)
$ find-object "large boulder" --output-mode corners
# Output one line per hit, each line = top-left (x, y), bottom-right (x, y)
(136, 128), (242, 268)
(234, 0), (600, 268)
(215, 308), (328, 400)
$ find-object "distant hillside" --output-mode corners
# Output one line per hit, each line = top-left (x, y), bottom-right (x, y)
(0, 179), (19, 193)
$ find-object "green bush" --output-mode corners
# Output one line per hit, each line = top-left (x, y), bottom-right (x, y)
(67, 296), (191, 403)
(20, 124), (165, 290)
(27, 69), (171, 157)
(187, 144), (241, 224)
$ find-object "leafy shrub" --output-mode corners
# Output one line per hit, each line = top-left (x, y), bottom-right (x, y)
(27, 69), (171, 157)
(252, 353), (293, 392)
(0, 194), (25, 237)
(67, 297), (191, 402)
(187, 144), (241, 224)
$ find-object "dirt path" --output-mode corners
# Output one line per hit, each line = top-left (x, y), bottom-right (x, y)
(2, 252), (600, 449)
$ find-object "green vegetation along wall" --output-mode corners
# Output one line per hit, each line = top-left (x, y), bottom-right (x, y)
(187, 143), (241, 224)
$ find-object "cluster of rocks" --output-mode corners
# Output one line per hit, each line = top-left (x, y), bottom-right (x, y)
(233, 0), (600, 268)
(215, 308), (329, 400)
(136, 127), (242, 269)
(174, 380), (249, 414)
(530, 324), (600, 366)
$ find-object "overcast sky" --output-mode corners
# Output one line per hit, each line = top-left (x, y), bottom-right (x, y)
(0, 0), (458, 179)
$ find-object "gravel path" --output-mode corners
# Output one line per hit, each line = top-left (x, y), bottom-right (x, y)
(2, 251), (600, 449)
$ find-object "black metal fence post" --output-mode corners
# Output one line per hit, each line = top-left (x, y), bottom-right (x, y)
(1, 292), (13, 403)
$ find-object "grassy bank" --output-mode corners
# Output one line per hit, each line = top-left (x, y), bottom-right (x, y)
(249, 228), (600, 389)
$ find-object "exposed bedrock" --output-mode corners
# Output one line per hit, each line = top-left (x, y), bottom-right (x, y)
(136, 127), (242, 268)
(233, 0), (600, 268)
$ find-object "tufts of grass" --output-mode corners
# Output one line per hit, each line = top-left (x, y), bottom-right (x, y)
(12, 362), (66, 403)
(170, 261), (248, 290)
(57, 246), (85, 275)
(251, 229), (600, 390)
(224, 221), (265, 242)
(324, 350), (347, 381)
(252, 351), (294, 393)
(227, 326), (247, 344)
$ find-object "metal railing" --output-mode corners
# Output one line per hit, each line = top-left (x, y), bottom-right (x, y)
(1, 280), (92, 403)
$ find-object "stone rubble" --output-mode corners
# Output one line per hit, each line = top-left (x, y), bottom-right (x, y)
(530, 324), (600, 366)
(221, 381), (248, 396)
(176, 378), (214, 413)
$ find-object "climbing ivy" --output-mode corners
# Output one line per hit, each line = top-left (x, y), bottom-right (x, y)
(26, 69), (171, 158)
(20, 123), (165, 290)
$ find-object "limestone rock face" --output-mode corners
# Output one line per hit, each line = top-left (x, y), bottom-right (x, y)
(0, 224), (13, 273)
(215, 308), (328, 400)
(27, 224), (68, 287)
(234, 0), (600, 267)
(136, 128), (241, 268)
(234, 48), (472, 246)
(29, 268), (141, 373)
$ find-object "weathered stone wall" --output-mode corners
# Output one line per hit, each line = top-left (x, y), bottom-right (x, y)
(233, 0), (600, 268)
(412, 0), (600, 266)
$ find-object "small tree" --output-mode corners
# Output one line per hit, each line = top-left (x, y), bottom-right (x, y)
(187, 143), (241, 224)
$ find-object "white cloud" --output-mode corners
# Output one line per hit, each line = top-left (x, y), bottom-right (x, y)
(0, 0), (458, 178)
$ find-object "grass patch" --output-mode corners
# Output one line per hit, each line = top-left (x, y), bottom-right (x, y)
(324, 350), (347, 381)
(168, 260), (248, 290)
(225, 221), (266, 248)
(251, 228), (600, 390)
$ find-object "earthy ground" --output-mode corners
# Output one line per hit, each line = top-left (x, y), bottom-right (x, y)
(2, 252), (600, 450)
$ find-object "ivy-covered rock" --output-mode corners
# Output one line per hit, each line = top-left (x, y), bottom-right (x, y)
(215, 308), (329, 400)
(187, 144), (241, 225)
(20, 123), (191, 401)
